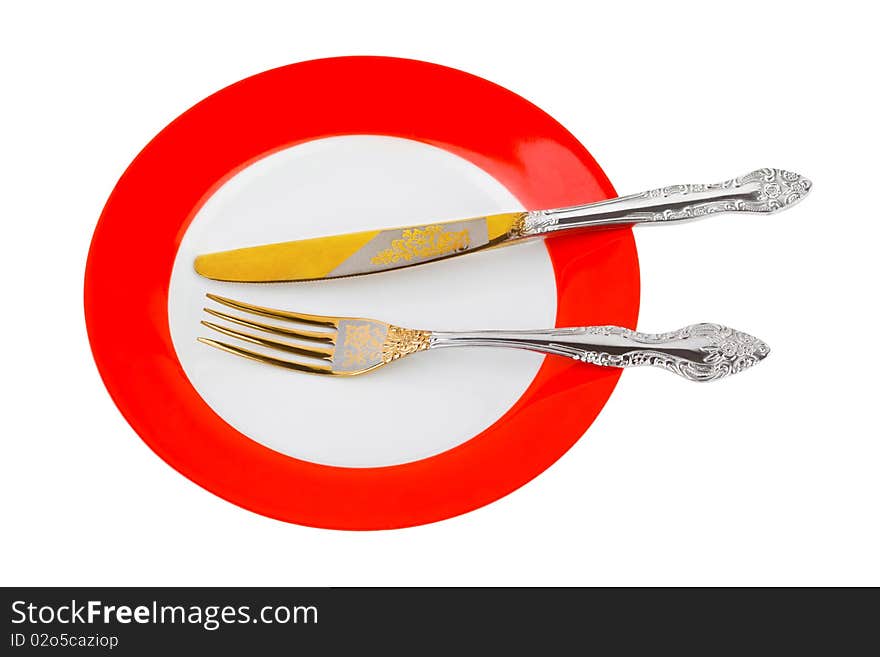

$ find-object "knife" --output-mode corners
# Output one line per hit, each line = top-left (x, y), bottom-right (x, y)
(193, 167), (811, 283)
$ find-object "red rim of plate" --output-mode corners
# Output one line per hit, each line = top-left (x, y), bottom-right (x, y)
(84, 56), (640, 530)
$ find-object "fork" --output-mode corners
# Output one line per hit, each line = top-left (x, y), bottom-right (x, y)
(198, 295), (769, 382)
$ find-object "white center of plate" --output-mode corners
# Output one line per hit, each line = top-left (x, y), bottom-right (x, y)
(168, 135), (556, 467)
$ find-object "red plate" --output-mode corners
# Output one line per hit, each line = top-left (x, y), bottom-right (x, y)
(84, 56), (639, 529)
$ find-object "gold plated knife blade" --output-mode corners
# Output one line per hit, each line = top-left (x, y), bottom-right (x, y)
(193, 212), (524, 282)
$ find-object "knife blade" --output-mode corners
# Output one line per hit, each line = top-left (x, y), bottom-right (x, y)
(193, 213), (523, 282)
(193, 168), (811, 283)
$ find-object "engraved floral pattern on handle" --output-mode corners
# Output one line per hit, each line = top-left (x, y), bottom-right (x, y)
(516, 210), (559, 235)
(514, 167), (812, 237)
(382, 326), (432, 363)
(574, 323), (771, 382)
(642, 168), (812, 222)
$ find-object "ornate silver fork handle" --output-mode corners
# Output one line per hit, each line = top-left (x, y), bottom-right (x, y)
(517, 168), (811, 236)
(430, 323), (769, 382)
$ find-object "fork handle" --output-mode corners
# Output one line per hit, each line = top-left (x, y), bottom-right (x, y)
(516, 168), (811, 236)
(429, 323), (769, 382)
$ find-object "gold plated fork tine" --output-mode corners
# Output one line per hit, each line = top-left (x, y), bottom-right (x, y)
(197, 338), (334, 375)
(203, 307), (336, 344)
(205, 293), (339, 328)
(201, 321), (334, 361)
(199, 296), (432, 376)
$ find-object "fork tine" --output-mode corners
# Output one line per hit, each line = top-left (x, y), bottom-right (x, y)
(203, 307), (335, 344)
(206, 293), (338, 328)
(201, 321), (334, 361)
(197, 338), (334, 375)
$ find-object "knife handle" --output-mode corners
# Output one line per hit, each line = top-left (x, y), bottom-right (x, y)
(516, 168), (811, 237)
(429, 323), (769, 382)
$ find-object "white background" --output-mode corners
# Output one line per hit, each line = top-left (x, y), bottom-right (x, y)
(2, 1), (877, 586)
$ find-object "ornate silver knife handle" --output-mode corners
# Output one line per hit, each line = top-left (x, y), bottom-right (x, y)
(518, 168), (811, 236)
(430, 323), (769, 382)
